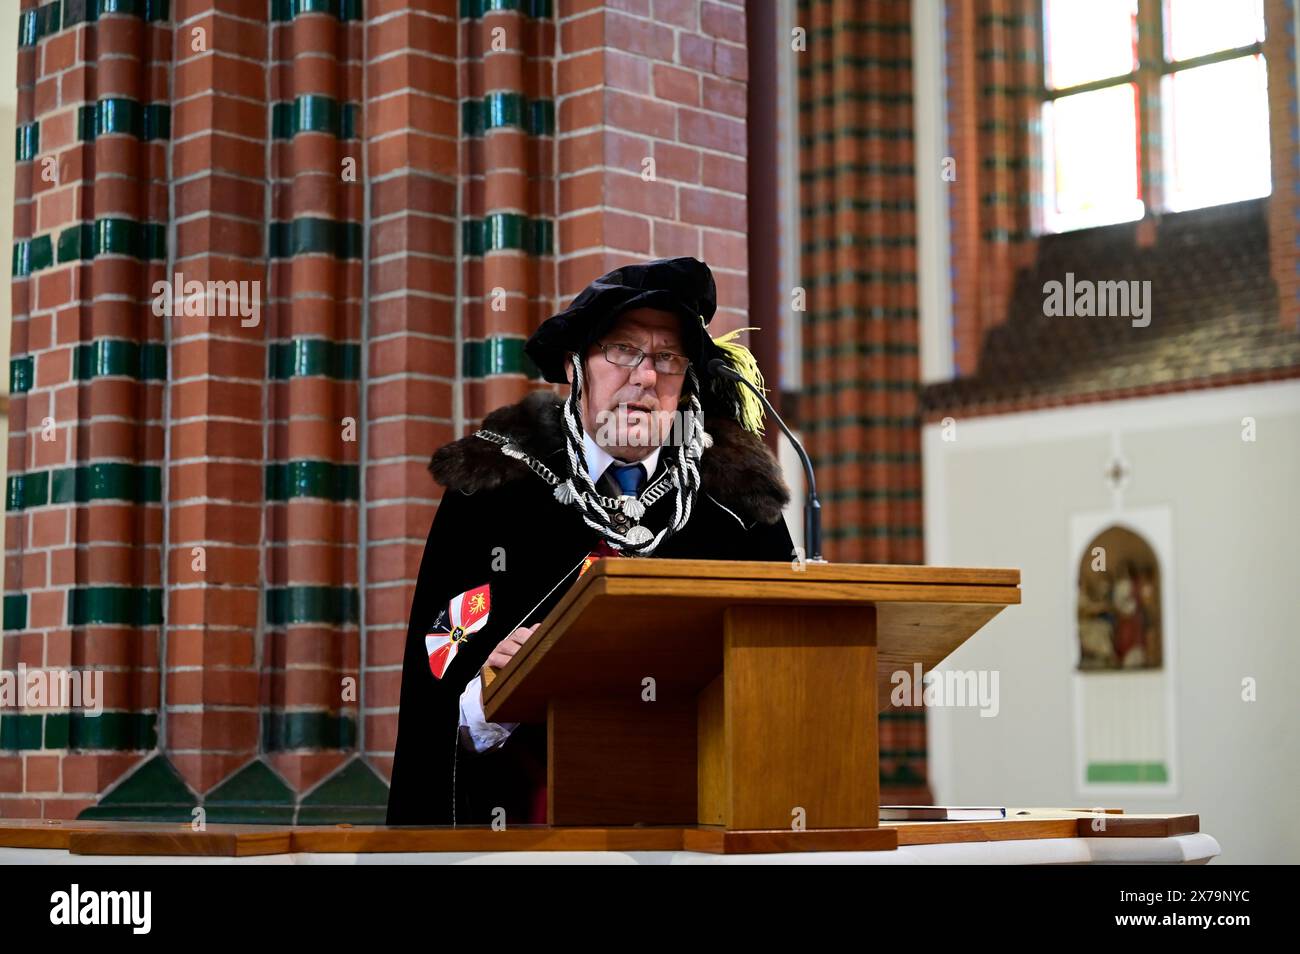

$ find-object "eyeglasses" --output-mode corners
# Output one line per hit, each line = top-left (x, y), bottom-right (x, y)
(598, 342), (689, 375)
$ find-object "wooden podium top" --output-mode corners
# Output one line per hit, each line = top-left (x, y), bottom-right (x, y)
(0, 810), (1200, 858)
(484, 558), (1021, 722)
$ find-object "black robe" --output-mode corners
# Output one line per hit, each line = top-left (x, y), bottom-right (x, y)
(386, 392), (795, 826)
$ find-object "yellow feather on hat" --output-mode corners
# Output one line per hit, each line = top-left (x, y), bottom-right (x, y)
(708, 326), (766, 436)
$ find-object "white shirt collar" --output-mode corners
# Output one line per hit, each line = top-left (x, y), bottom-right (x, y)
(582, 430), (662, 487)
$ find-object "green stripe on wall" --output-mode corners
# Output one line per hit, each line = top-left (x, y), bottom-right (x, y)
(57, 219), (167, 263)
(977, 12), (1036, 28)
(976, 48), (1039, 63)
(802, 20), (911, 40)
(459, 0), (552, 18)
(802, 198), (916, 215)
(265, 460), (359, 501)
(801, 91), (913, 111)
(804, 305), (920, 323)
(6, 471), (50, 511)
(0, 712), (158, 750)
(462, 336), (541, 378)
(12, 235), (53, 277)
(462, 93), (555, 136)
(15, 122), (38, 162)
(51, 463), (162, 504)
(800, 128), (914, 146)
(268, 339), (360, 380)
(801, 235), (917, 254)
(803, 378), (919, 396)
(1086, 762), (1169, 783)
(812, 450), (922, 467)
(462, 213), (553, 256)
(17, 1), (61, 46)
(74, 339), (167, 380)
(804, 270), (918, 288)
(75, 0), (170, 26)
(78, 99), (171, 141)
(9, 355), (34, 393)
(270, 0), (362, 22)
(800, 161), (915, 181)
(3, 594), (27, 631)
(271, 96), (359, 140)
(266, 586), (359, 626)
(823, 487), (923, 503)
(269, 218), (362, 259)
(68, 587), (164, 626)
(19, 0), (171, 48)
(982, 228), (1037, 243)
(0, 713), (41, 749)
(805, 342), (919, 360)
(801, 413), (921, 431)
(46, 711), (159, 750)
(825, 525), (924, 541)
(261, 712), (358, 751)
(798, 56), (912, 75)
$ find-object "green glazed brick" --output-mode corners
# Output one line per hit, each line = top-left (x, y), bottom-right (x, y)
(261, 711), (358, 751)
(267, 339), (360, 380)
(265, 586), (359, 626)
(271, 0), (362, 22)
(15, 122), (39, 162)
(73, 339), (167, 381)
(67, 587), (164, 627)
(68, 711), (158, 750)
(462, 336), (541, 379)
(462, 213), (553, 256)
(264, 460), (359, 501)
(50, 463), (163, 504)
(9, 355), (34, 393)
(272, 96), (359, 140)
(6, 471), (50, 511)
(0, 713), (43, 749)
(459, 0), (551, 18)
(12, 235), (54, 277)
(269, 218), (363, 259)
(3, 594), (28, 631)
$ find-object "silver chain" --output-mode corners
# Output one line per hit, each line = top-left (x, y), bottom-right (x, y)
(475, 428), (676, 510)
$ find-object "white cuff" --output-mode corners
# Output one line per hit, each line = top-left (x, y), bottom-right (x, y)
(457, 673), (520, 753)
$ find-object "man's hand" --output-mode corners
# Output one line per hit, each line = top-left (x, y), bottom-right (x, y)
(486, 624), (541, 671)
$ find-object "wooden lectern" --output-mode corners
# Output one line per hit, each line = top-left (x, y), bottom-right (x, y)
(483, 559), (1019, 851)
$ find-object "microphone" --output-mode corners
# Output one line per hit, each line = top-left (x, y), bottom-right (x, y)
(706, 358), (823, 562)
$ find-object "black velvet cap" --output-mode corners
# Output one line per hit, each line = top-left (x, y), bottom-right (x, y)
(525, 256), (718, 384)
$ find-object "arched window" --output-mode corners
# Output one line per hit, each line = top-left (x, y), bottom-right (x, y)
(1076, 525), (1163, 671)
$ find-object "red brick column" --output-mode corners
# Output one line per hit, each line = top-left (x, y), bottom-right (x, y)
(358, 0), (459, 784)
(165, 0), (270, 795)
(556, 0), (749, 328)
(1265, 0), (1298, 331)
(4, 0), (171, 817)
(5, 0), (763, 820)
(261, 3), (364, 794)
(944, 0), (1042, 375)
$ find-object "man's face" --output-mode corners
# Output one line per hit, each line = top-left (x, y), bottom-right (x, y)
(565, 307), (688, 462)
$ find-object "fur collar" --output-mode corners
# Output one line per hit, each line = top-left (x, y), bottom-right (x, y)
(429, 390), (790, 525)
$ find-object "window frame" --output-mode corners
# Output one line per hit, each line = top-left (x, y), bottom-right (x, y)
(1039, 0), (1269, 234)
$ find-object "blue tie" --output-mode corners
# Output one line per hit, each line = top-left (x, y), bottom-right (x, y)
(609, 463), (646, 496)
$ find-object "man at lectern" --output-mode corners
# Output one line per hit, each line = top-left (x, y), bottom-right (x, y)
(387, 257), (794, 826)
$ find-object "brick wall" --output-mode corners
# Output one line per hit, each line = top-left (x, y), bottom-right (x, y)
(1265, 0), (1298, 333)
(795, 0), (930, 803)
(2, 0), (756, 822)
